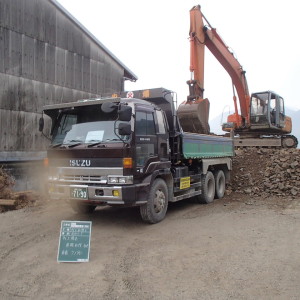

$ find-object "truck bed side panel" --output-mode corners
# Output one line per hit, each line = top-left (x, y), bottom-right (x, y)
(182, 133), (234, 158)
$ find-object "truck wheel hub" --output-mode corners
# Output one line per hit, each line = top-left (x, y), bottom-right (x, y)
(154, 190), (165, 213)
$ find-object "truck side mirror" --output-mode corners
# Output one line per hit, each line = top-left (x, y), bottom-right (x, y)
(39, 117), (44, 132)
(118, 123), (131, 136)
(101, 102), (117, 113)
(119, 105), (132, 121)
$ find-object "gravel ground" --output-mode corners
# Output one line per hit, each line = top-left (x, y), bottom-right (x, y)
(0, 194), (299, 300)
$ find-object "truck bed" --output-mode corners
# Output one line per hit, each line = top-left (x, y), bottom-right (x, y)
(181, 133), (234, 159)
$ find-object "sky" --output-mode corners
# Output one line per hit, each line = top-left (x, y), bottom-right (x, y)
(56, 0), (300, 120)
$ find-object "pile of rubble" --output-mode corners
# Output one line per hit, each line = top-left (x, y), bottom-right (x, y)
(0, 168), (14, 199)
(230, 148), (300, 197)
(0, 168), (38, 213)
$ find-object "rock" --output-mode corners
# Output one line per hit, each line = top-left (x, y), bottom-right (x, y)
(231, 148), (300, 198)
(244, 188), (252, 194)
(291, 188), (298, 196)
(291, 161), (299, 168)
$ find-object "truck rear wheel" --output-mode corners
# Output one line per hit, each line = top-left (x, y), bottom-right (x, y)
(70, 201), (96, 214)
(140, 178), (168, 224)
(197, 171), (215, 204)
(214, 170), (226, 199)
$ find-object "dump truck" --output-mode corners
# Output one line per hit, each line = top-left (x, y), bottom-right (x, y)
(39, 88), (234, 223)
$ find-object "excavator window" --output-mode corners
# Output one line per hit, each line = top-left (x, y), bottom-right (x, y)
(250, 96), (267, 116)
(279, 97), (284, 114)
(250, 92), (270, 125)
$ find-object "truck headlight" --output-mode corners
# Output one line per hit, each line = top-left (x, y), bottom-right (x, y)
(118, 177), (126, 184)
(48, 167), (59, 181)
(108, 177), (118, 184)
(107, 176), (133, 184)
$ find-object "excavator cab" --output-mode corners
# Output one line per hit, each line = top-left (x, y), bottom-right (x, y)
(249, 91), (291, 134)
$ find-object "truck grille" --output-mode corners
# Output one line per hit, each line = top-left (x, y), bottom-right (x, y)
(60, 174), (107, 184)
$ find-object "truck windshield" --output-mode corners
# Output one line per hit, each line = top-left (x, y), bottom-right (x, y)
(51, 105), (130, 145)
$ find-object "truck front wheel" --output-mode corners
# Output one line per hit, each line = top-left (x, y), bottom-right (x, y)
(197, 171), (215, 204)
(140, 178), (168, 224)
(214, 170), (226, 199)
(70, 201), (96, 214)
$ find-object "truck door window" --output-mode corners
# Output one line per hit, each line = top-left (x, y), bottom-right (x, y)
(136, 111), (156, 135)
(135, 111), (157, 166)
(156, 110), (167, 134)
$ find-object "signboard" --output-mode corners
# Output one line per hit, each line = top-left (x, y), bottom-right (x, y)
(57, 221), (92, 263)
(180, 177), (191, 189)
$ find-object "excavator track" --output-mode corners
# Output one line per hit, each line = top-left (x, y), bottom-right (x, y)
(234, 134), (298, 149)
(281, 135), (298, 148)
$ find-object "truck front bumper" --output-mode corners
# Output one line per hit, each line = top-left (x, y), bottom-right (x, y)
(48, 183), (149, 205)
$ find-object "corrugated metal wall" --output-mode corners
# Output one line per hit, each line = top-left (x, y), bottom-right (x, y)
(0, 0), (134, 161)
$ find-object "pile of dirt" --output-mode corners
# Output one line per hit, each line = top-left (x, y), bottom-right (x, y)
(0, 168), (14, 199)
(229, 148), (300, 197)
(0, 168), (38, 213)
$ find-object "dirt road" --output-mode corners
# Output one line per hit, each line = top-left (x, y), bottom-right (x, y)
(0, 195), (299, 300)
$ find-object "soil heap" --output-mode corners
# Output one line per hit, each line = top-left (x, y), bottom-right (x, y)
(0, 168), (38, 212)
(230, 148), (300, 197)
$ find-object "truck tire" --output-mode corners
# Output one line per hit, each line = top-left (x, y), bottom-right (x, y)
(197, 171), (215, 204)
(70, 201), (96, 214)
(214, 170), (226, 199)
(140, 178), (168, 224)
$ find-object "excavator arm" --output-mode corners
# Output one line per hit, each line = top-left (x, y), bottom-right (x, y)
(178, 5), (251, 133)
(203, 20), (251, 127)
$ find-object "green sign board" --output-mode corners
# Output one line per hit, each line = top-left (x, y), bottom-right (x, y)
(57, 220), (92, 263)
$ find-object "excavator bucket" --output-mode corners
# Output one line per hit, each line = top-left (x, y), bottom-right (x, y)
(177, 98), (210, 134)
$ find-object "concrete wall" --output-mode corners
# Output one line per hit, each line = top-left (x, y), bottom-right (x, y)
(0, 0), (136, 161)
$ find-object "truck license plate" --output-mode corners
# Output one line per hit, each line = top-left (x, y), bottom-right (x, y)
(70, 187), (88, 199)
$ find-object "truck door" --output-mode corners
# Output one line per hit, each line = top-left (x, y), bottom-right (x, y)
(154, 109), (169, 161)
(135, 109), (158, 172)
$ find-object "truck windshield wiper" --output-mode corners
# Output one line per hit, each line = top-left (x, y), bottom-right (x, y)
(105, 139), (120, 142)
(87, 141), (104, 148)
(60, 140), (83, 148)
(51, 143), (62, 148)
(87, 139), (121, 148)
(67, 142), (82, 148)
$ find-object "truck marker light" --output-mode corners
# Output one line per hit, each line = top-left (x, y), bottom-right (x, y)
(142, 89), (150, 98)
(112, 190), (120, 197)
(43, 157), (49, 167)
(123, 157), (132, 169)
(48, 184), (55, 193)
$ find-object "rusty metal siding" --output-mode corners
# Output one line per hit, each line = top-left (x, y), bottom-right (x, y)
(0, 0), (136, 161)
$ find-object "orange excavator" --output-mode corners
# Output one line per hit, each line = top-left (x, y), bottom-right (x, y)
(177, 5), (297, 148)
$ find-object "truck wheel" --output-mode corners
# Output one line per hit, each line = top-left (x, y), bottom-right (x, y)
(214, 170), (226, 199)
(197, 171), (215, 204)
(140, 178), (168, 224)
(70, 201), (96, 214)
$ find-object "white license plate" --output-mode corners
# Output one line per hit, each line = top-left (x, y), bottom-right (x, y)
(70, 187), (88, 199)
